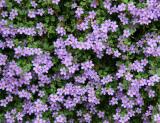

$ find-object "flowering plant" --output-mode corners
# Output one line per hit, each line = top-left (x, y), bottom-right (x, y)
(0, 0), (160, 122)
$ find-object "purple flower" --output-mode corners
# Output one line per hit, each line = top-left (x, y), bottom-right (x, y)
(75, 7), (84, 18)
(18, 90), (31, 100)
(48, 8), (54, 15)
(32, 53), (53, 75)
(91, 0), (98, 8)
(110, 97), (118, 105)
(33, 117), (47, 123)
(106, 88), (114, 95)
(32, 99), (48, 114)
(52, 0), (60, 5)
(14, 0), (22, 4)
(1, 11), (8, 18)
(31, 1), (37, 8)
(154, 114), (160, 122)
(97, 111), (105, 118)
(148, 90), (155, 98)
(117, 3), (126, 12)
(113, 50), (121, 57)
(125, 72), (133, 81)
(118, 13), (129, 25)
(101, 75), (113, 85)
(81, 60), (94, 71)
(28, 10), (36, 18)
(16, 112), (24, 121)
(0, 53), (7, 65)
(83, 113), (91, 123)
(36, 9), (44, 16)
(123, 29), (131, 38)
(9, 9), (18, 20)
(55, 115), (67, 123)
(56, 26), (66, 36)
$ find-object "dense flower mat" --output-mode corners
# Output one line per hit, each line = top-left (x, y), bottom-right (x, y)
(0, 0), (160, 122)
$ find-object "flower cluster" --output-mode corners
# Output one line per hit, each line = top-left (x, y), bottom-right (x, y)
(0, 0), (159, 122)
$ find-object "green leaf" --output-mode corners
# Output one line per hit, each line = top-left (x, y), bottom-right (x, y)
(156, 68), (160, 76)
(122, 0), (128, 3)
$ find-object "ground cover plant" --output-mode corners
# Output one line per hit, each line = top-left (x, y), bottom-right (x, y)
(0, 0), (160, 122)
